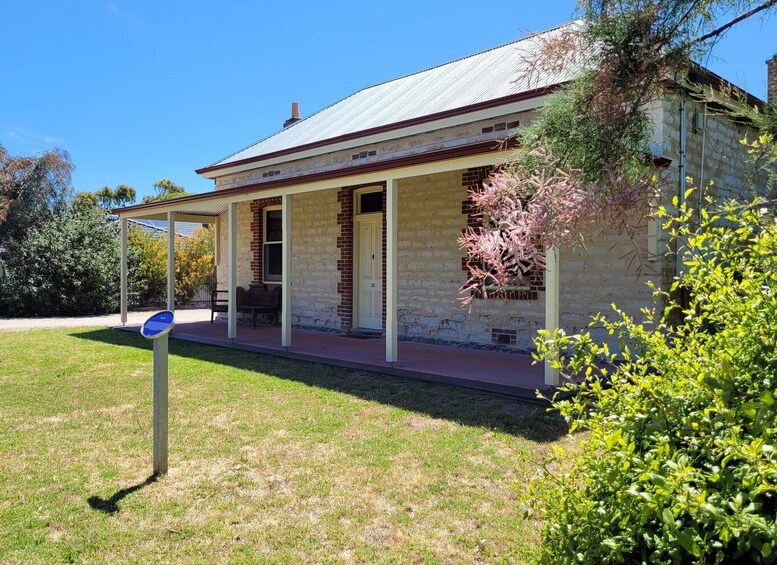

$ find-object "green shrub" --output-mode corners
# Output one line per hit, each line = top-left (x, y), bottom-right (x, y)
(127, 226), (167, 307)
(127, 225), (214, 307)
(527, 198), (777, 563)
(0, 209), (119, 316)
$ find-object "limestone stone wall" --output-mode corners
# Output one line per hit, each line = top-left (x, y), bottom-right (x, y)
(215, 201), (253, 291)
(288, 190), (341, 329)
(559, 229), (658, 346)
(652, 93), (766, 291)
(396, 172), (487, 343)
(395, 171), (656, 350)
(214, 191), (341, 329)
(658, 93), (761, 202)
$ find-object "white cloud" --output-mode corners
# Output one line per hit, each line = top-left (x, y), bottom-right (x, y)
(6, 127), (64, 146)
(106, 2), (140, 23)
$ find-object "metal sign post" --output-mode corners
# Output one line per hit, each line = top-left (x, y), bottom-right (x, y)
(140, 310), (176, 475)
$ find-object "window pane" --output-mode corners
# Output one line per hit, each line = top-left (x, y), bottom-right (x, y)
(359, 191), (382, 214)
(264, 242), (282, 281)
(265, 210), (283, 242)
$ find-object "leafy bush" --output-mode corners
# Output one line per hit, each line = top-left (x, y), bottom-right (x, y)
(174, 226), (215, 304)
(128, 225), (214, 307)
(527, 198), (777, 563)
(127, 226), (167, 307)
(0, 209), (119, 316)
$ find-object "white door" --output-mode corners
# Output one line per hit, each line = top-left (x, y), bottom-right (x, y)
(356, 216), (382, 330)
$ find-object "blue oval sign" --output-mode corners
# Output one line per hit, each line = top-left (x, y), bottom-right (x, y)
(141, 310), (176, 340)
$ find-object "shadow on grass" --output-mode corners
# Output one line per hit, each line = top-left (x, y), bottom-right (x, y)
(87, 475), (157, 515)
(74, 328), (567, 442)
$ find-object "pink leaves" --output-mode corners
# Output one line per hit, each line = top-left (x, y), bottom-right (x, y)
(459, 146), (659, 304)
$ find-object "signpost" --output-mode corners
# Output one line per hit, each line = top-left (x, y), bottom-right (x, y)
(140, 310), (175, 475)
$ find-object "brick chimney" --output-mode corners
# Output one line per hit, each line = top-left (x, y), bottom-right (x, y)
(768, 55), (777, 102)
(283, 102), (301, 128)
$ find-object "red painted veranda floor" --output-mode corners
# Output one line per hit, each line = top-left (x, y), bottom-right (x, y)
(122, 318), (551, 399)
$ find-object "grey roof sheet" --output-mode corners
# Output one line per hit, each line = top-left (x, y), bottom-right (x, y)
(210, 21), (582, 169)
(128, 219), (207, 237)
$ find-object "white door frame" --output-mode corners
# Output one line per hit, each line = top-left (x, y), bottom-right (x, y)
(353, 208), (383, 331)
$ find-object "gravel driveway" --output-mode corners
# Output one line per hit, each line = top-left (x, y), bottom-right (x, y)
(0, 308), (212, 332)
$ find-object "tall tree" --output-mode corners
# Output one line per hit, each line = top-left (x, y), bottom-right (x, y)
(94, 184), (137, 209)
(0, 144), (73, 246)
(141, 178), (190, 204)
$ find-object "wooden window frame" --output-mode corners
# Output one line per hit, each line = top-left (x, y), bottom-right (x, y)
(263, 205), (283, 284)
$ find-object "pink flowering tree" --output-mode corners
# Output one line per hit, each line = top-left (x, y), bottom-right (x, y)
(459, 0), (776, 301)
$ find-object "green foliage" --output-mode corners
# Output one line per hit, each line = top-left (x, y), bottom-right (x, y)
(527, 198), (777, 563)
(127, 225), (214, 306)
(94, 184), (136, 209)
(175, 226), (215, 303)
(519, 72), (653, 184)
(127, 226), (167, 306)
(0, 209), (119, 316)
(739, 100), (777, 193)
(141, 178), (189, 204)
(72, 191), (99, 212)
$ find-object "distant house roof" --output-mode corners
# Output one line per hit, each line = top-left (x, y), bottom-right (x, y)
(197, 21), (583, 175)
(115, 217), (205, 237)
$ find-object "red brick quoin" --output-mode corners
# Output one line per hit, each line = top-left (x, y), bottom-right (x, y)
(250, 197), (281, 285)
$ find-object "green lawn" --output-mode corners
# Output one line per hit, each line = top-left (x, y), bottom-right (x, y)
(0, 328), (571, 564)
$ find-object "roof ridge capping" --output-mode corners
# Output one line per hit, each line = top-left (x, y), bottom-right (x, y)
(196, 20), (585, 175)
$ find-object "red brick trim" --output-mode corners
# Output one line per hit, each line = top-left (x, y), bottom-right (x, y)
(336, 188), (354, 330)
(336, 182), (386, 331)
(460, 167), (543, 300)
(768, 56), (777, 103)
(381, 188), (387, 331)
(250, 197), (281, 285)
(491, 328), (517, 346)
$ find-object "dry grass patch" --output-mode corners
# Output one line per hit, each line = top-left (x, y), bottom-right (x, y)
(0, 327), (574, 563)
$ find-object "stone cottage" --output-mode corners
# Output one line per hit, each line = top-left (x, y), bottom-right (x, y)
(114, 22), (771, 386)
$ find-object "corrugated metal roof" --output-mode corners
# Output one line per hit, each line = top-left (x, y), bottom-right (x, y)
(126, 218), (208, 237)
(209, 21), (582, 169)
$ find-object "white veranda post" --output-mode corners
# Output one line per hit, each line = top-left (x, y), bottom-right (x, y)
(227, 203), (237, 340)
(386, 178), (398, 363)
(544, 245), (560, 386)
(120, 217), (128, 325)
(281, 194), (292, 348)
(167, 211), (176, 311)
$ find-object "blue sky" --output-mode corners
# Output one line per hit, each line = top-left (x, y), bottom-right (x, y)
(2, 1), (776, 201)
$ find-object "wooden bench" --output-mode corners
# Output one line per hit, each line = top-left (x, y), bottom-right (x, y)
(211, 285), (281, 328)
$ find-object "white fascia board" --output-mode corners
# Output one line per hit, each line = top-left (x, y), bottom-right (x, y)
(119, 150), (509, 220)
(200, 95), (550, 180)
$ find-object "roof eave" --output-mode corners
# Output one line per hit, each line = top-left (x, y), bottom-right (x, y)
(117, 139), (515, 217)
